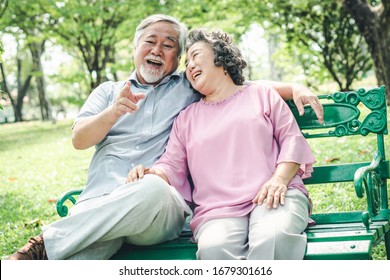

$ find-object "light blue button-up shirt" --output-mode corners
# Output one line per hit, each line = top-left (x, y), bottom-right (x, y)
(74, 71), (200, 203)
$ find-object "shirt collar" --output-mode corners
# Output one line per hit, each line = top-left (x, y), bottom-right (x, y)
(128, 70), (182, 87)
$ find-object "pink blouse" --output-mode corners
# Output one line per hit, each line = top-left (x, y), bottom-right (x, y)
(153, 83), (315, 235)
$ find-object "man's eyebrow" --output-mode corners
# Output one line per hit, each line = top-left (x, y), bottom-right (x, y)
(144, 34), (157, 40)
(166, 35), (177, 43)
(144, 34), (177, 44)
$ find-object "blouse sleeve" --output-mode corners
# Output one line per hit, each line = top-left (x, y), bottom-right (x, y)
(152, 114), (192, 202)
(265, 86), (315, 179)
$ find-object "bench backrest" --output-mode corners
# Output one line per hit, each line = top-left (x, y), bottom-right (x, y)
(288, 86), (389, 224)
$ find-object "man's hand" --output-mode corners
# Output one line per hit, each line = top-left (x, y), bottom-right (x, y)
(127, 165), (153, 183)
(292, 84), (324, 124)
(113, 81), (146, 117)
(126, 165), (169, 184)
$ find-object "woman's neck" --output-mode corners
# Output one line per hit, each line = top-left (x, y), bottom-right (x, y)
(203, 81), (245, 103)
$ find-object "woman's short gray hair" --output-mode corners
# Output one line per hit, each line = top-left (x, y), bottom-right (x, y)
(134, 14), (188, 58)
(186, 28), (247, 85)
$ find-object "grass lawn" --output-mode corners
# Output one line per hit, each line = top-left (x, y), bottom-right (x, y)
(0, 120), (94, 259)
(0, 115), (389, 260)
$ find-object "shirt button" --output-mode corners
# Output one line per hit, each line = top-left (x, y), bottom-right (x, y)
(131, 163), (135, 167)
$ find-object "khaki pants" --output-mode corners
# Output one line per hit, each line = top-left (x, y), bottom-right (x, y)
(195, 189), (309, 260)
(43, 175), (191, 260)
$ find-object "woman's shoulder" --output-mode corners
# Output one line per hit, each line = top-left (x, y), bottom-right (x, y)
(179, 100), (201, 118)
(246, 81), (275, 93)
(244, 81), (277, 102)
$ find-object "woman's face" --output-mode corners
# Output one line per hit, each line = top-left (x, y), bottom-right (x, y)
(185, 41), (224, 95)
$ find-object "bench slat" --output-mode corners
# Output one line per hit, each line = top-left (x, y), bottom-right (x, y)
(310, 211), (390, 224)
(111, 241), (197, 260)
(307, 229), (378, 242)
(304, 161), (389, 184)
(304, 240), (372, 260)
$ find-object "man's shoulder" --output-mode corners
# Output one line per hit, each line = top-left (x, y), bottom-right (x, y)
(99, 80), (125, 89)
(91, 80), (127, 99)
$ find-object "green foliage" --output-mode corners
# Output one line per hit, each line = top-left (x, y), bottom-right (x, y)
(263, 0), (373, 91)
(0, 0), (381, 116)
(39, 0), (159, 90)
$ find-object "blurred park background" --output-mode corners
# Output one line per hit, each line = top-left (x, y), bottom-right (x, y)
(0, 0), (389, 259)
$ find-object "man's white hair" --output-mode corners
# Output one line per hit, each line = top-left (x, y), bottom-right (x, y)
(134, 14), (188, 58)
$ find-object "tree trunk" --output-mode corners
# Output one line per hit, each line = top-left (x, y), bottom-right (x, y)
(29, 39), (52, 121)
(15, 58), (32, 122)
(0, 62), (15, 117)
(343, 0), (390, 104)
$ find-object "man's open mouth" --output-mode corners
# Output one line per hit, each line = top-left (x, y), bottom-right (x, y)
(146, 59), (164, 67)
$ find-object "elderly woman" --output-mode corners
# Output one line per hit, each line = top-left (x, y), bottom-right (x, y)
(127, 29), (315, 260)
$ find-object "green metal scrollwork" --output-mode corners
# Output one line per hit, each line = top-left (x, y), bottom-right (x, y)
(361, 211), (371, 230)
(332, 87), (386, 109)
(331, 125), (348, 137)
(56, 189), (83, 217)
(359, 111), (387, 136)
(369, 172), (381, 215)
(354, 152), (383, 227)
(332, 90), (360, 106)
(291, 86), (388, 138)
(357, 87), (386, 110)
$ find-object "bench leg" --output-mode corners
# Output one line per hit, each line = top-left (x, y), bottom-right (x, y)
(385, 231), (390, 260)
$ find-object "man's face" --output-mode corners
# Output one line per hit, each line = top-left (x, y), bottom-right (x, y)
(134, 22), (180, 86)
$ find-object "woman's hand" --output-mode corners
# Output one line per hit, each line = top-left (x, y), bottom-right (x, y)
(252, 175), (288, 209)
(292, 84), (324, 124)
(252, 162), (300, 209)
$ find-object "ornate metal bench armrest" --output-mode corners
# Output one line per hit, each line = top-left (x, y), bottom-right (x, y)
(354, 152), (383, 229)
(56, 189), (84, 217)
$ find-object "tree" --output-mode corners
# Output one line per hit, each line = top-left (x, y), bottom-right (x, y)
(343, 0), (390, 103)
(0, 0), (8, 110)
(0, 40), (4, 110)
(40, 0), (153, 92)
(284, 1), (373, 91)
(225, 0), (373, 92)
(0, 39), (33, 122)
(1, 0), (53, 121)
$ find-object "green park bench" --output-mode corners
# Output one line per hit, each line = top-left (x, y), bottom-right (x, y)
(56, 86), (390, 260)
